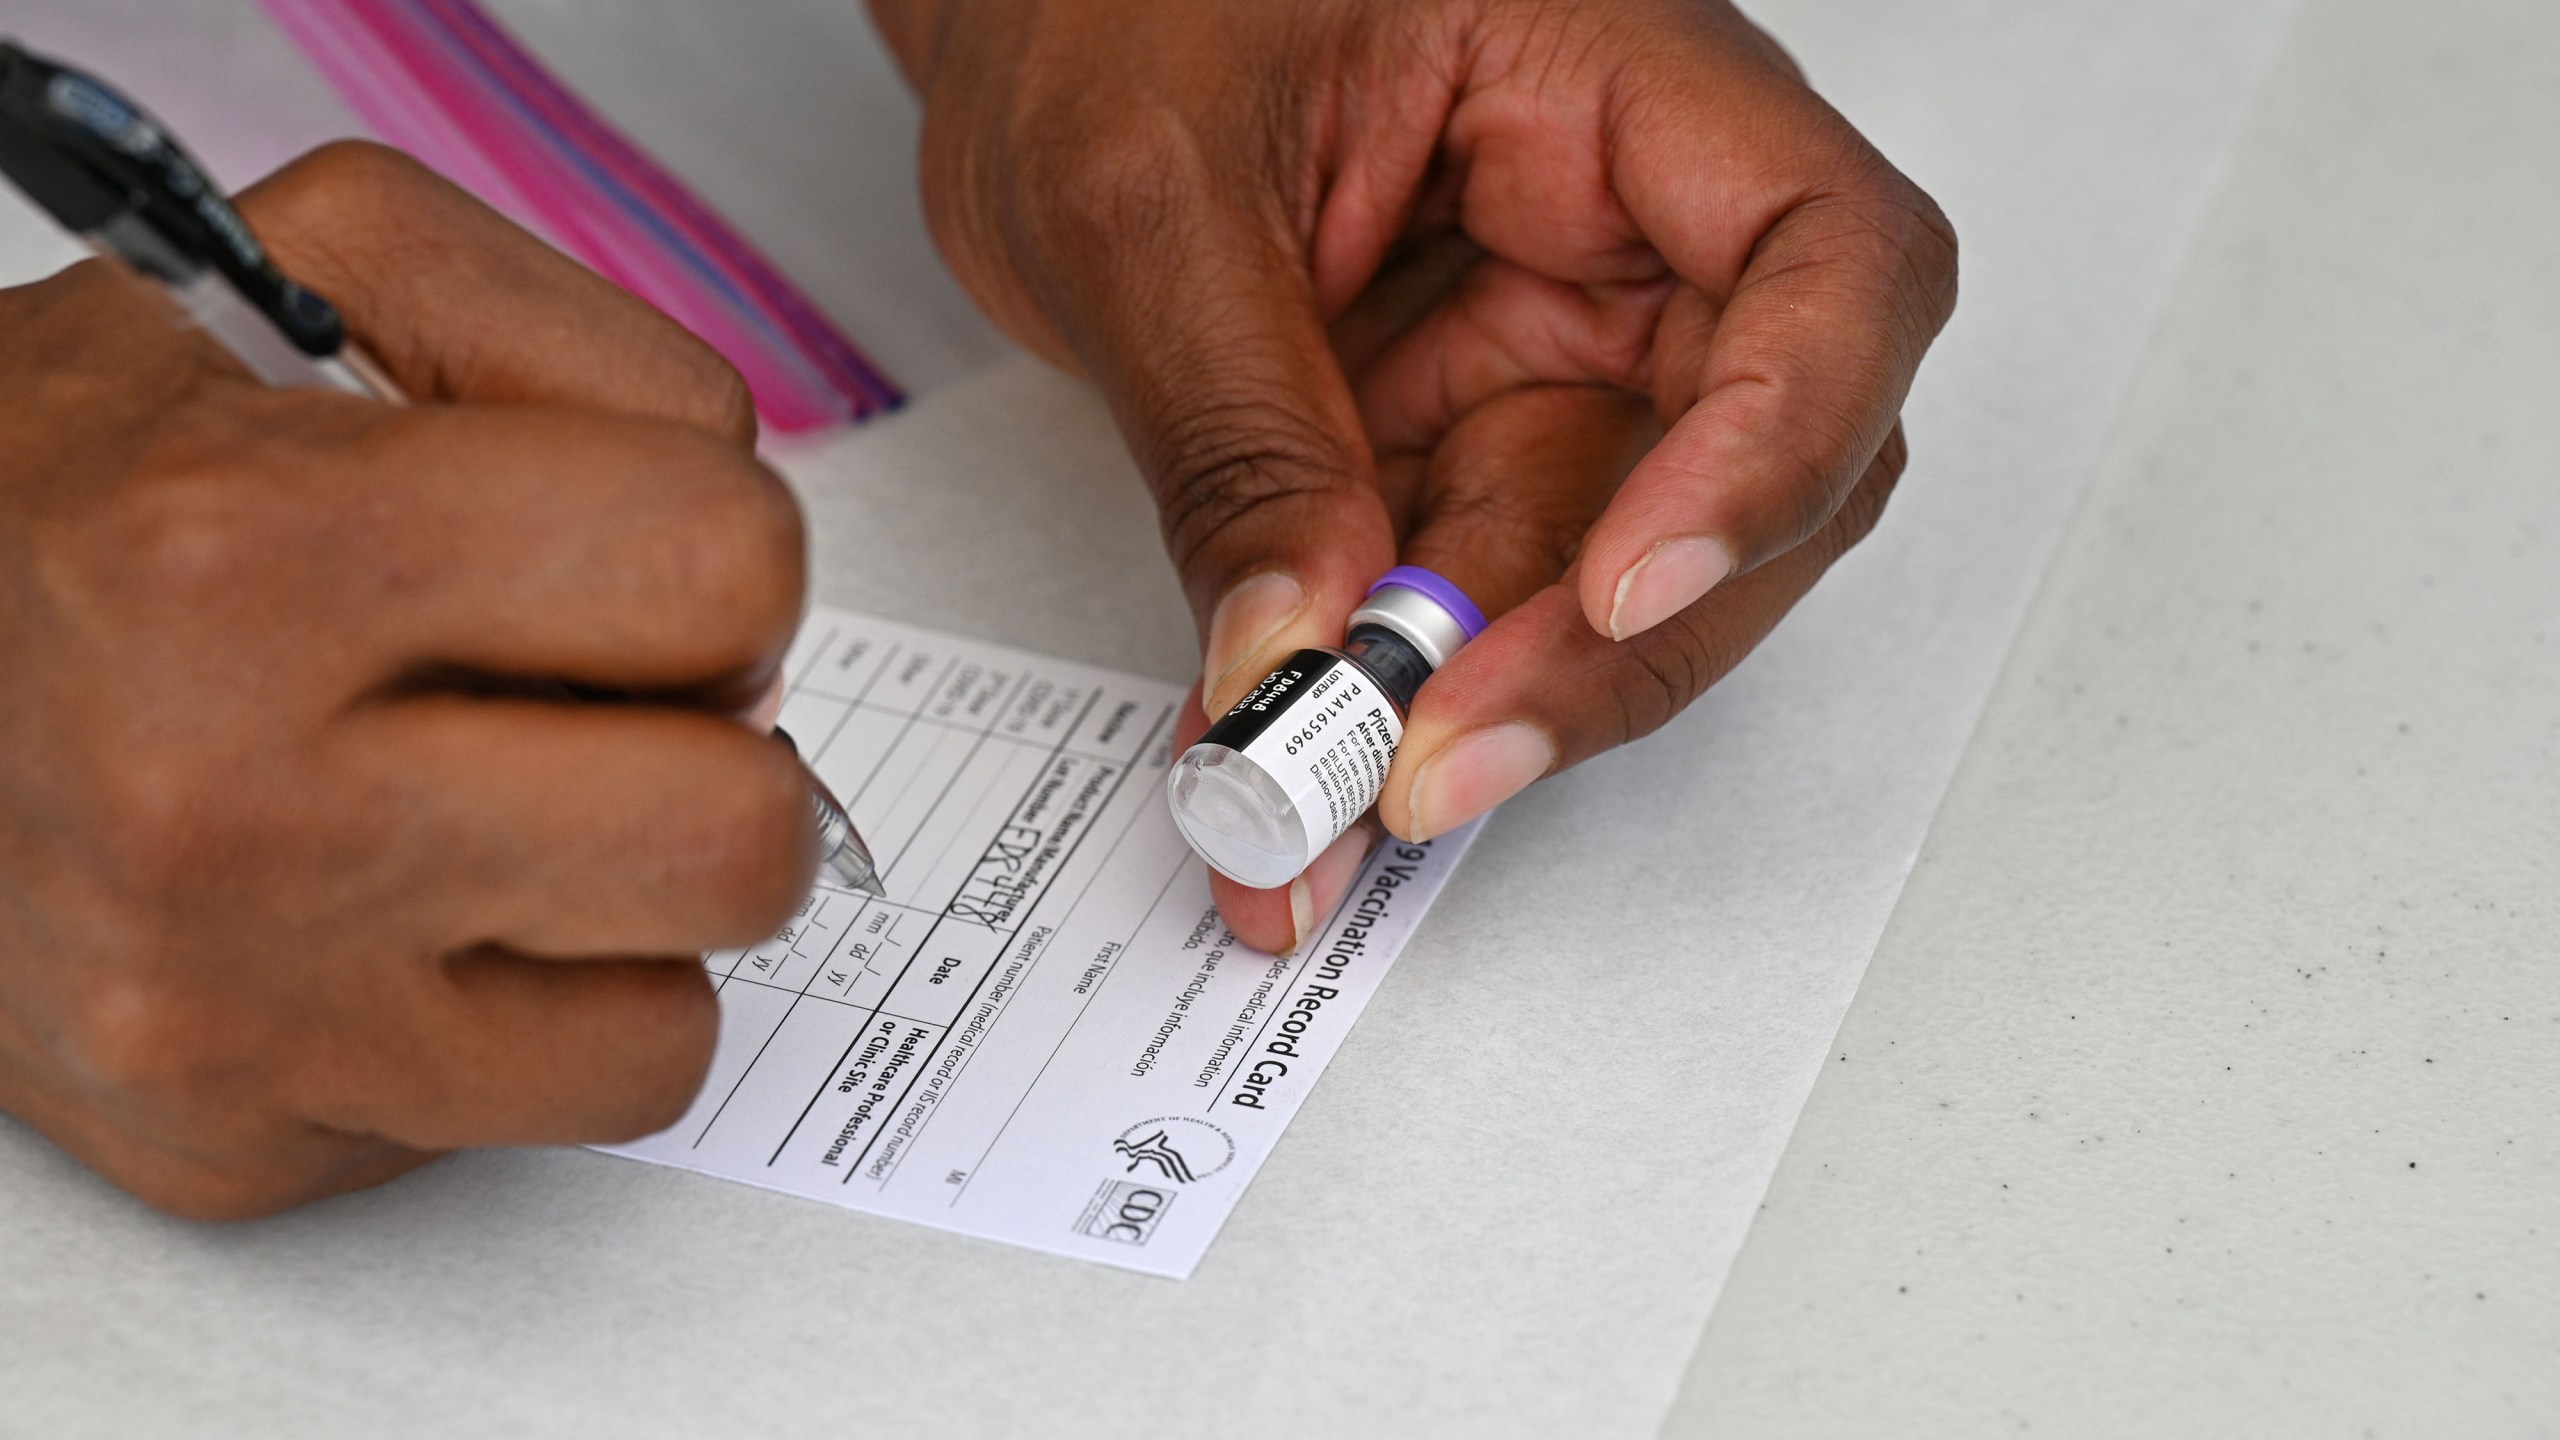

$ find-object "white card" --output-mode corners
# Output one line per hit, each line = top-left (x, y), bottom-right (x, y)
(600, 605), (1476, 1277)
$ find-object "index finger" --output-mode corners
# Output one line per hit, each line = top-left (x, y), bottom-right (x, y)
(1579, 68), (1956, 640)
(235, 141), (758, 445)
(134, 395), (809, 701)
(1385, 429), (1906, 842)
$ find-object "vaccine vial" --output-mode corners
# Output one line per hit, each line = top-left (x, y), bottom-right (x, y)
(1167, 566), (1487, 888)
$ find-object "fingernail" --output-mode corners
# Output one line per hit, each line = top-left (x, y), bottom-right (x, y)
(743, 673), (788, 732)
(1203, 571), (1308, 715)
(1406, 722), (1557, 840)
(1606, 536), (1738, 641)
(1282, 823), (1377, 954)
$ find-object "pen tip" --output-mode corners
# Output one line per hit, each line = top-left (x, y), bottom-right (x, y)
(823, 850), (886, 899)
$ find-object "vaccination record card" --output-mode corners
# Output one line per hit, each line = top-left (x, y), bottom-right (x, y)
(599, 605), (1478, 1278)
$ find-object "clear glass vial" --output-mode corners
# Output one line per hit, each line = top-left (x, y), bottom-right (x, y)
(1167, 566), (1487, 887)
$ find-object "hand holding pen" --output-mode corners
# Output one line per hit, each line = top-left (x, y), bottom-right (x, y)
(0, 41), (879, 899)
(0, 46), (849, 1217)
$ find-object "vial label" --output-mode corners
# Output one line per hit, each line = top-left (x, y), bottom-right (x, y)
(1206, 651), (1404, 846)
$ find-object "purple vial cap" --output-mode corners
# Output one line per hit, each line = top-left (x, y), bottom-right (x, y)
(1367, 565), (1488, 640)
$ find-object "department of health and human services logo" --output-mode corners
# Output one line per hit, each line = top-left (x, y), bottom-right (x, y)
(1110, 1116), (1234, 1183)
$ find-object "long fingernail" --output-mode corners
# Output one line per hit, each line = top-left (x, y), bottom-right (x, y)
(1283, 823), (1377, 955)
(1606, 536), (1737, 641)
(1406, 722), (1557, 840)
(1203, 571), (1308, 715)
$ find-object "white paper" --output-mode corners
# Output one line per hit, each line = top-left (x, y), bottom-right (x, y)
(600, 606), (1477, 1276)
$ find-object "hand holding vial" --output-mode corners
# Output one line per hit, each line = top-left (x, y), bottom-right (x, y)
(875, 0), (1956, 950)
(1170, 568), (1485, 889)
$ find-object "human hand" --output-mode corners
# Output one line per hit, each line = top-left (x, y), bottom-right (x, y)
(872, 0), (1956, 951)
(0, 144), (815, 1217)
(870, 0), (1945, 948)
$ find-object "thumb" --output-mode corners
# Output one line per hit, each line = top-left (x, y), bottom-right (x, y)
(1033, 152), (1394, 715)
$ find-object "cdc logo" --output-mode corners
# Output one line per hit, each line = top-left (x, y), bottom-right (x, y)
(1075, 1180), (1175, 1246)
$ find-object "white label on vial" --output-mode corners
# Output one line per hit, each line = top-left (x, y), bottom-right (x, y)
(1206, 651), (1403, 849)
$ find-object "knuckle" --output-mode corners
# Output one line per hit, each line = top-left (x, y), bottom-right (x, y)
(1778, 425), (1861, 549)
(1148, 397), (1364, 574)
(88, 746), (225, 903)
(1419, 487), (1588, 583)
(660, 443), (807, 640)
(1904, 182), (1960, 271)
(265, 140), (436, 226)
(1820, 432), (1908, 561)
(694, 361), (760, 447)
(684, 743), (815, 938)
(1691, 381), (1862, 553)
(79, 428), (301, 618)
(118, 481), (269, 602)
(1028, 107), (1203, 255)
(599, 968), (719, 1141)
(1845, 166), (1961, 333)
(1882, 182), (1961, 332)
(63, 978), (236, 1102)
(635, 343), (760, 448)
(1784, 169), (1961, 342)
(1604, 625), (1716, 748)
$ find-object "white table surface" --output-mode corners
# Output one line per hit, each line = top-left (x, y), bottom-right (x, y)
(1, 0), (2547, 1435)
(1668, 0), (2560, 1432)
